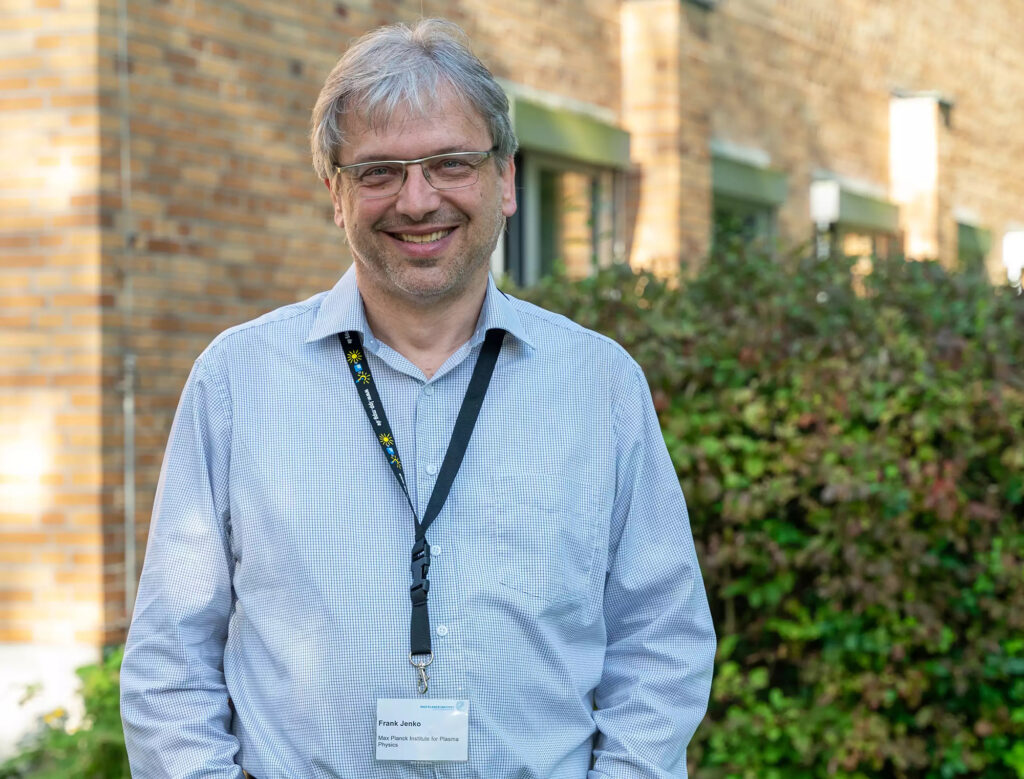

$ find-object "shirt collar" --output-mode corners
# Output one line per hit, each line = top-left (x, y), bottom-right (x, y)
(305, 265), (535, 351)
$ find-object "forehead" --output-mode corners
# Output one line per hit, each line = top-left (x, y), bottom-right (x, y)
(338, 91), (491, 164)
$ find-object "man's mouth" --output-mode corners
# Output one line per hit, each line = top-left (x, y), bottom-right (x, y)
(391, 229), (454, 244)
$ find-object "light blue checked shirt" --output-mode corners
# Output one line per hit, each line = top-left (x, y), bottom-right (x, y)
(121, 267), (715, 779)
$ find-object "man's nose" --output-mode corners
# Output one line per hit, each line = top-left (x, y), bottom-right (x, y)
(394, 163), (442, 220)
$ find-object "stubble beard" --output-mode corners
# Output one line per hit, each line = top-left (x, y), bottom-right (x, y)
(349, 202), (507, 309)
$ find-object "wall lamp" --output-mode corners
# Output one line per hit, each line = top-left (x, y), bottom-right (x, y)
(1004, 230), (1024, 286)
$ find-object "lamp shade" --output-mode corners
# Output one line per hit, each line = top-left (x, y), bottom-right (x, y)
(1004, 230), (1024, 284)
(810, 180), (841, 225)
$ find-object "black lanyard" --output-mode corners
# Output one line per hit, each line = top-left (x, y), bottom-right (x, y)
(339, 329), (505, 669)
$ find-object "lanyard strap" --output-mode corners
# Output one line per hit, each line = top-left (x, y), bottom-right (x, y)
(339, 328), (505, 661)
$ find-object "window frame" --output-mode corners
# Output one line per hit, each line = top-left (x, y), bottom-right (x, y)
(495, 89), (631, 286)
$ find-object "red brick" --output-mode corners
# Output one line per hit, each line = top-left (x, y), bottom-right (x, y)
(0, 76), (31, 90)
(0, 590), (34, 603)
(0, 549), (34, 564)
(0, 55), (43, 72)
(50, 93), (96, 108)
(0, 531), (48, 544)
(0, 513), (38, 525)
(0, 96), (44, 111)
(0, 254), (45, 268)
(41, 510), (65, 526)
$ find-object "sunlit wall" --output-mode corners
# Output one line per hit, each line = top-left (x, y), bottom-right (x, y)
(0, 0), (106, 756)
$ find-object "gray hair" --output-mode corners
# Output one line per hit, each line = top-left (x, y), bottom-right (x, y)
(310, 19), (518, 180)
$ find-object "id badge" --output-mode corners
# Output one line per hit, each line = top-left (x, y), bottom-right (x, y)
(375, 698), (469, 762)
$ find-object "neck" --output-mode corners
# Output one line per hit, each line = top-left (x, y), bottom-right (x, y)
(356, 274), (488, 379)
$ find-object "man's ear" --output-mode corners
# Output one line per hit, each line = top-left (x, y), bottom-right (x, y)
(500, 157), (517, 218)
(325, 178), (345, 229)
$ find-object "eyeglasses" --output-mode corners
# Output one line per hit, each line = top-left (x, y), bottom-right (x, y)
(333, 148), (497, 199)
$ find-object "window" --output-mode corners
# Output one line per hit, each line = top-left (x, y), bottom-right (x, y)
(503, 153), (621, 284)
(839, 230), (899, 261)
(710, 145), (786, 253)
(495, 89), (630, 286)
(713, 196), (776, 250)
(957, 222), (991, 274)
(810, 178), (901, 261)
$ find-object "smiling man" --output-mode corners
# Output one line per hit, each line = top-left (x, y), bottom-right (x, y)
(120, 19), (715, 779)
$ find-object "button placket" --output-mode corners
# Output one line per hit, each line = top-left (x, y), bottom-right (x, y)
(414, 383), (440, 515)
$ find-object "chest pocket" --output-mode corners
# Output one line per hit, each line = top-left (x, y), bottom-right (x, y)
(487, 475), (599, 605)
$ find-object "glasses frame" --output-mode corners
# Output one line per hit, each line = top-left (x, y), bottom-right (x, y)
(332, 147), (498, 199)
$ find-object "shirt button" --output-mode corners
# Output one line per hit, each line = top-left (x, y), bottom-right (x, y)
(423, 384), (434, 396)
(436, 625), (449, 637)
(426, 463), (438, 476)
(431, 545), (441, 556)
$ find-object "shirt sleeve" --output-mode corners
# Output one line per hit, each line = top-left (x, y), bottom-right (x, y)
(120, 350), (244, 778)
(589, 363), (716, 779)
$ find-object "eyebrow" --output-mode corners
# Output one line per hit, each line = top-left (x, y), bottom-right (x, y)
(347, 146), (472, 165)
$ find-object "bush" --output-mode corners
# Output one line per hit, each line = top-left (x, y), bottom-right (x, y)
(0, 648), (130, 779)
(516, 247), (1024, 778)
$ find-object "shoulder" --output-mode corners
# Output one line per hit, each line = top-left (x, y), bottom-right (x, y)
(503, 294), (647, 396)
(502, 293), (655, 450)
(506, 294), (642, 376)
(193, 292), (329, 374)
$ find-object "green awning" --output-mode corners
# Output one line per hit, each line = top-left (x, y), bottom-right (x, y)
(712, 155), (787, 206)
(510, 96), (630, 169)
(837, 189), (900, 233)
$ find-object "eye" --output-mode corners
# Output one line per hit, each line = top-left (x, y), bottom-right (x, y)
(429, 155), (480, 180)
(358, 164), (401, 183)
(438, 157), (470, 170)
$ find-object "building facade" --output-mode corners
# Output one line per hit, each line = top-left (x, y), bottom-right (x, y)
(1, 0), (1022, 750)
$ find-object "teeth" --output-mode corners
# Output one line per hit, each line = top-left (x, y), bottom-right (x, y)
(395, 229), (451, 244)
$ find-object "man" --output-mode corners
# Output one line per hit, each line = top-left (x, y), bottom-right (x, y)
(121, 19), (715, 778)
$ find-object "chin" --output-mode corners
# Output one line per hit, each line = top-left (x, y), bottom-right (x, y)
(393, 274), (468, 304)
(353, 244), (491, 305)
(394, 258), (486, 296)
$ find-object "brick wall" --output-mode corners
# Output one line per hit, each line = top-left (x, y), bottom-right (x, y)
(621, 0), (685, 275)
(0, 0), (107, 750)
(704, 0), (1024, 275)
(618, 0), (1024, 276)
(97, 0), (355, 651)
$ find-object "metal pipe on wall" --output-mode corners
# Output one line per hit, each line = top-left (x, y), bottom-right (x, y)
(117, 0), (137, 623)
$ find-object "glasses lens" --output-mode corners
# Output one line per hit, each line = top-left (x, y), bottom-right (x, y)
(351, 163), (405, 196)
(424, 153), (488, 190)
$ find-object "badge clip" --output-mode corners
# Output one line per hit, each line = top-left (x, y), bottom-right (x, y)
(409, 652), (433, 694)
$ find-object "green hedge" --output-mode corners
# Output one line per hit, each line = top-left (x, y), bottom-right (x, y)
(517, 247), (1024, 777)
(0, 648), (129, 779)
